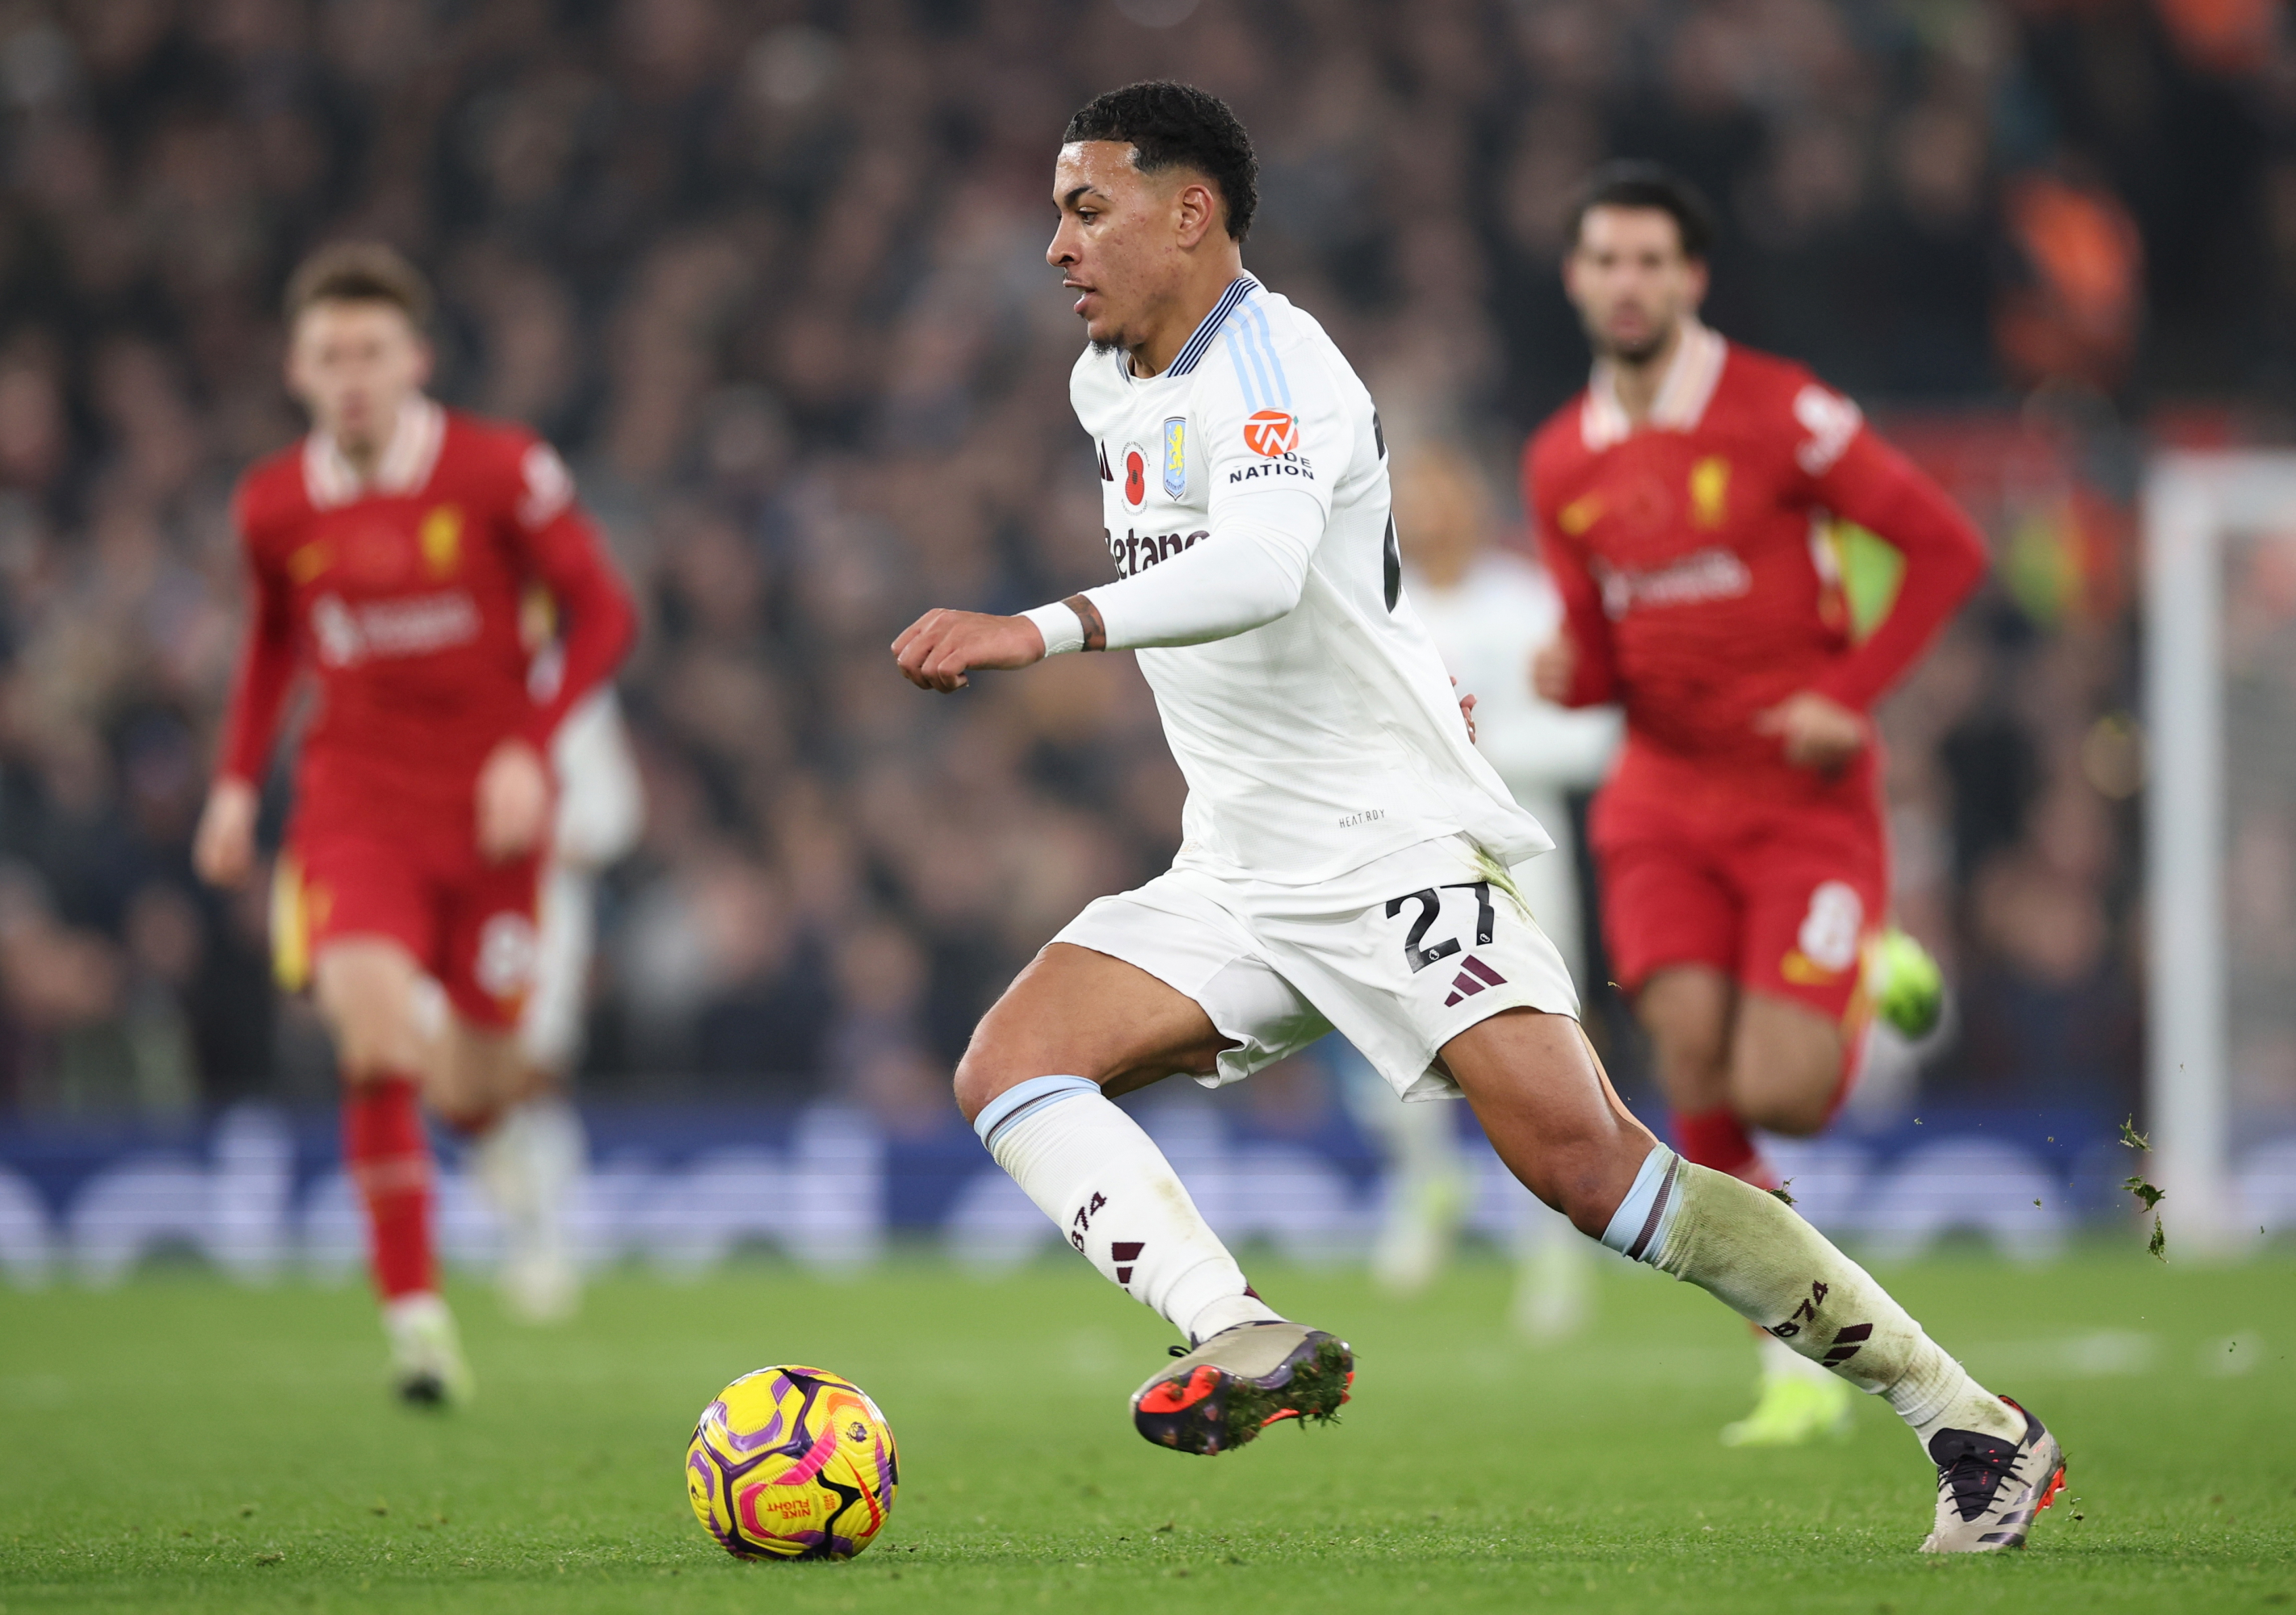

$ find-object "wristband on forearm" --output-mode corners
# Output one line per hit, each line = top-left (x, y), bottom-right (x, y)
(1020, 599), (1092, 656)
(1063, 594), (1106, 651)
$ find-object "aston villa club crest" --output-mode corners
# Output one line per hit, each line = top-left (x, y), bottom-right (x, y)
(1162, 417), (1186, 499)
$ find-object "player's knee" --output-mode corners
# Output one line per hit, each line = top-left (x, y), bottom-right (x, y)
(1733, 1083), (1832, 1138)
(1728, 1015), (1845, 1137)
(1728, 1050), (1839, 1135)
(1636, 971), (1733, 1097)
(1522, 1130), (1652, 1239)
(952, 1026), (1041, 1126)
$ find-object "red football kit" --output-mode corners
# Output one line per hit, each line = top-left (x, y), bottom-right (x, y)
(1525, 321), (1985, 1043)
(217, 399), (636, 1029)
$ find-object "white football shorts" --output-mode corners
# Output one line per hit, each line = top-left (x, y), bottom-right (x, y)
(1051, 833), (1580, 1101)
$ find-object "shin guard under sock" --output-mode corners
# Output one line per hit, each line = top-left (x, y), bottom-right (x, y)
(343, 1074), (435, 1302)
(1605, 1145), (2021, 1448)
(976, 1076), (1280, 1344)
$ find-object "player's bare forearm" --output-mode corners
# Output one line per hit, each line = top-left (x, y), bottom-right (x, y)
(892, 610), (1046, 693)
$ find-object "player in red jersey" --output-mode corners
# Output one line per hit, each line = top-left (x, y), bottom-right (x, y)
(193, 245), (636, 1404)
(1526, 166), (1988, 1445)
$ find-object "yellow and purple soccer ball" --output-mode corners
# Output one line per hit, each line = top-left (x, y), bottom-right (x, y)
(686, 1365), (898, 1562)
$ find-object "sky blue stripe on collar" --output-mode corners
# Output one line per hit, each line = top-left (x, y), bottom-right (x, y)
(1241, 300), (1291, 409)
(1169, 275), (1259, 377)
(1225, 328), (1262, 411)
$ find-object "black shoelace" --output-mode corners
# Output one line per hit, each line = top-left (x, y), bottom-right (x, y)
(1937, 1448), (2022, 1521)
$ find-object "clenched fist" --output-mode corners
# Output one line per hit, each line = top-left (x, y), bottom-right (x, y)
(193, 778), (260, 888)
(1752, 690), (1868, 773)
(892, 610), (1047, 692)
(476, 738), (552, 862)
(1531, 634), (1576, 704)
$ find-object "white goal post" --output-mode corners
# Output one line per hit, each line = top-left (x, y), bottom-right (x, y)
(2143, 450), (2296, 1256)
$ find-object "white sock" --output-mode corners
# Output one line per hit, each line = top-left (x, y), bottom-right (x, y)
(976, 1076), (1281, 1344)
(1601, 1146), (2023, 1453)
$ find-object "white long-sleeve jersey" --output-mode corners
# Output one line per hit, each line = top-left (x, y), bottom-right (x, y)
(1031, 275), (1551, 885)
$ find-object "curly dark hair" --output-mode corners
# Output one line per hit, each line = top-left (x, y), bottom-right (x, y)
(1063, 81), (1258, 242)
(1567, 161), (1719, 261)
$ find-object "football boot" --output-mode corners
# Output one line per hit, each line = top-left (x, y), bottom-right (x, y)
(384, 1293), (475, 1408)
(1920, 1399), (2066, 1553)
(1131, 1320), (1351, 1455)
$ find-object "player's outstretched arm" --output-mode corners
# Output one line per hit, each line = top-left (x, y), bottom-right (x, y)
(202, 513), (297, 889)
(892, 610), (1048, 692)
(1794, 397), (1988, 712)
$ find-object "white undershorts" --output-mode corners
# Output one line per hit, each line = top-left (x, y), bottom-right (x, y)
(1052, 834), (1580, 1101)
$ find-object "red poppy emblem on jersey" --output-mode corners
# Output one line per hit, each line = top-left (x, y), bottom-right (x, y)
(1242, 410), (1299, 458)
(1124, 447), (1147, 507)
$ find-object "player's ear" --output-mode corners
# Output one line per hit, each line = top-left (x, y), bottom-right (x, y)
(1683, 257), (1710, 310)
(1173, 177), (1217, 250)
(410, 337), (435, 390)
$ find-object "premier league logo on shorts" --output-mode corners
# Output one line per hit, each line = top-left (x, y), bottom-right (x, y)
(1162, 417), (1186, 499)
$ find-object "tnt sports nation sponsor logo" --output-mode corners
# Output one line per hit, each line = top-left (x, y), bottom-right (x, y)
(1242, 409), (1299, 458)
(1120, 442), (1149, 512)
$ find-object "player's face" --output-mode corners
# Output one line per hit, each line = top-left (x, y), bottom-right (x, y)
(1564, 207), (1709, 366)
(286, 300), (432, 451)
(1047, 141), (1193, 353)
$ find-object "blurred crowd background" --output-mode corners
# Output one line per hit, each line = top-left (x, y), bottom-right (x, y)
(0, 0), (2290, 1130)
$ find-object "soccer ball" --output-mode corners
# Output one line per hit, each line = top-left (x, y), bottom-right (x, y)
(686, 1365), (899, 1562)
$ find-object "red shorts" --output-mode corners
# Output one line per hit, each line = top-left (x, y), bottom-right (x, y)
(1592, 787), (1887, 1033)
(273, 822), (542, 1030)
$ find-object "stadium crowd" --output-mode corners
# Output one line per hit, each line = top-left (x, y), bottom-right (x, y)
(0, 0), (2287, 1124)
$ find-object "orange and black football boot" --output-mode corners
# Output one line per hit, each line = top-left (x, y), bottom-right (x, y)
(1130, 1320), (1352, 1455)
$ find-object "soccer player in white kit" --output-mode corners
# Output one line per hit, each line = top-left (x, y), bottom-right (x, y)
(892, 82), (2063, 1552)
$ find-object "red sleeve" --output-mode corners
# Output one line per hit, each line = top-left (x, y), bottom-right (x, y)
(1801, 425), (1988, 711)
(1523, 433), (1618, 708)
(215, 493), (299, 788)
(502, 438), (637, 748)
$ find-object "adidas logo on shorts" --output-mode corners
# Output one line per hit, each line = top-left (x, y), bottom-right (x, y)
(1442, 954), (1508, 1008)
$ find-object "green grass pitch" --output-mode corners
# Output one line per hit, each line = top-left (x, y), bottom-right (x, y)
(2, 1245), (2290, 1613)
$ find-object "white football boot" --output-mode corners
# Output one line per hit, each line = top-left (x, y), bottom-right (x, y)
(1920, 1398), (2066, 1552)
(384, 1292), (475, 1407)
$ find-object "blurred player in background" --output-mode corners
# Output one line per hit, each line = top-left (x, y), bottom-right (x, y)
(195, 245), (636, 1404)
(472, 684), (644, 1324)
(1528, 165), (1987, 1446)
(896, 85), (2061, 1554)
(1337, 440), (1618, 1337)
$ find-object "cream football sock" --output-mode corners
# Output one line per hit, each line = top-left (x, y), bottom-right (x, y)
(976, 1076), (1282, 1344)
(1600, 1145), (2023, 1450)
